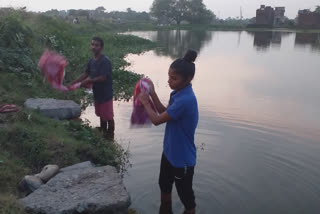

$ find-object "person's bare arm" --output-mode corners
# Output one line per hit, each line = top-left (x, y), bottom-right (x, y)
(70, 72), (89, 85)
(150, 92), (167, 114)
(147, 79), (167, 113)
(80, 75), (106, 87)
(139, 92), (171, 126)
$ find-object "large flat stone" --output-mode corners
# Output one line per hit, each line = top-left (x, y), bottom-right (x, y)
(24, 98), (81, 120)
(60, 161), (94, 172)
(20, 162), (131, 214)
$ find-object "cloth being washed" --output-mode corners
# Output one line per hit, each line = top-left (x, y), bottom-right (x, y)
(131, 78), (157, 127)
(0, 104), (20, 113)
(38, 50), (81, 91)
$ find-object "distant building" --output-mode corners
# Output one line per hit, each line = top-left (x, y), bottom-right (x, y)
(274, 7), (285, 26)
(298, 10), (320, 29)
(256, 5), (275, 26)
(255, 5), (285, 27)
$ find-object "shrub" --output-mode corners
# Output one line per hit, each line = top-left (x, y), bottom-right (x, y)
(0, 16), (36, 73)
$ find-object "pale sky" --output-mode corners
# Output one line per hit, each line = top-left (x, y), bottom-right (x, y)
(1, 0), (319, 19)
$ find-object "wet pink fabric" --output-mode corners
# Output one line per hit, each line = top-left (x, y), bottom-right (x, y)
(38, 50), (81, 91)
(0, 104), (19, 113)
(131, 78), (157, 126)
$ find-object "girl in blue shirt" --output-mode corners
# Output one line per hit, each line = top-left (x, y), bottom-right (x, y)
(139, 50), (199, 214)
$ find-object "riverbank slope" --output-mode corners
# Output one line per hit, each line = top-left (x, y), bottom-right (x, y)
(0, 9), (155, 213)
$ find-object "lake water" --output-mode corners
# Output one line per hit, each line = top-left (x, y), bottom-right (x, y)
(82, 30), (320, 214)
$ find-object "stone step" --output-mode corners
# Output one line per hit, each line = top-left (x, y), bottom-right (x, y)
(20, 161), (131, 214)
(24, 98), (81, 120)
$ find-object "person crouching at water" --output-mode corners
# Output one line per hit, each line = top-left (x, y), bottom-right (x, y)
(70, 37), (114, 139)
(139, 50), (199, 214)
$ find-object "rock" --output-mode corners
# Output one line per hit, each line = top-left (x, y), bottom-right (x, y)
(36, 165), (60, 183)
(24, 98), (81, 120)
(19, 165), (59, 194)
(20, 162), (131, 214)
(60, 161), (94, 172)
(19, 175), (44, 194)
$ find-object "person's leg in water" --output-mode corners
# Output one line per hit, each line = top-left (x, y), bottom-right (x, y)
(174, 167), (196, 214)
(159, 154), (174, 214)
(97, 100), (114, 140)
(95, 101), (106, 133)
(104, 100), (114, 140)
(106, 119), (115, 140)
(159, 192), (173, 214)
(100, 117), (108, 133)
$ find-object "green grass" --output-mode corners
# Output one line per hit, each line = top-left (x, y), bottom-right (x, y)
(0, 110), (132, 213)
(128, 208), (139, 214)
(0, 194), (27, 214)
(0, 10), (156, 103)
(0, 110), (129, 175)
(0, 9), (155, 213)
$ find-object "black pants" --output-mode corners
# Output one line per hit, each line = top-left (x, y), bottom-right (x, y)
(159, 153), (196, 210)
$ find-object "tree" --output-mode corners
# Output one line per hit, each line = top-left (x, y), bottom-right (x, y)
(68, 9), (77, 16)
(150, 0), (215, 25)
(77, 10), (89, 17)
(150, 0), (175, 24)
(186, 0), (215, 24)
(315, 6), (320, 14)
(106, 9), (150, 22)
(44, 9), (60, 17)
(171, 0), (189, 25)
(95, 6), (106, 13)
(139, 12), (150, 21)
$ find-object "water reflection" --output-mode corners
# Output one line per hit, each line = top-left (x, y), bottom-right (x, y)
(295, 33), (320, 51)
(84, 30), (320, 214)
(254, 32), (274, 50)
(152, 30), (213, 59)
(125, 30), (320, 55)
(250, 31), (291, 51)
(249, 31), (320, 52)
(124, 30), (213, 59)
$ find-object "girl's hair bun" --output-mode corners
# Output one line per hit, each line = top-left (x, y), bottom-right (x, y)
(183, 49), (198, 63)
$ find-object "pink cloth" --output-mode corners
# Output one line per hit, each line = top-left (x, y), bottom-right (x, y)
(131, 78), (157, 126)
(38, 50), (81, 91)
(94, 100), (114, 121)
(0, 104), (19, 113)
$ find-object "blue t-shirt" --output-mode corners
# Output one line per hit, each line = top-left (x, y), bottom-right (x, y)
(164, 84), (199, 168)
(86, 54), (113, 104)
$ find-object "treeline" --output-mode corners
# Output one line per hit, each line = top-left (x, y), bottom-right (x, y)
(44, 7), (151, 23)
(150, 0), (215, 24)
(43, 0), (216, 25)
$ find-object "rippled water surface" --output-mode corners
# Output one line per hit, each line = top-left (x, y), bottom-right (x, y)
(83, 30), (320, 214)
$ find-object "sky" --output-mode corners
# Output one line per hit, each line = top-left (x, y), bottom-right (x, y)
(1, 0), (319, 19)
